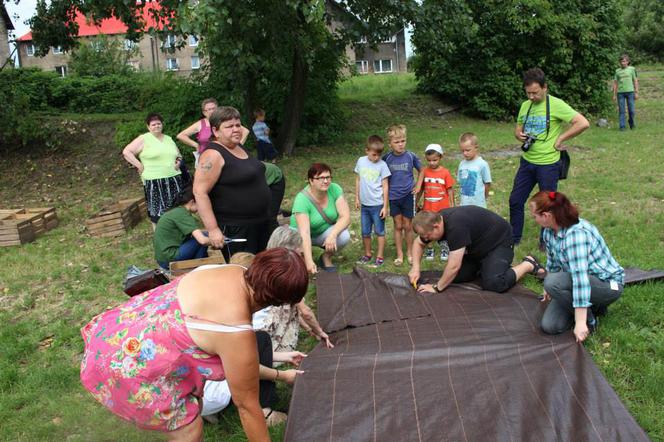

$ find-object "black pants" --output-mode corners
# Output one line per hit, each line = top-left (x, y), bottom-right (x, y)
(268, 177), (286, 234)
(219, 220), (270, 262)
(453, 243), (517, 293)
(256, 330), (278, 409)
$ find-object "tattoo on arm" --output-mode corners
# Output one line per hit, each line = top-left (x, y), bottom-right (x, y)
(201, 161), (213, 171)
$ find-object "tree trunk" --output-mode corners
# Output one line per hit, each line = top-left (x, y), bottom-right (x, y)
(276, 44), (308, 156)
(244, 71), (257, 126)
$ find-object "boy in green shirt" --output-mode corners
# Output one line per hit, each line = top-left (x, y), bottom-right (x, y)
(612, 54), (639, 131)
(154, 185), (210, 269)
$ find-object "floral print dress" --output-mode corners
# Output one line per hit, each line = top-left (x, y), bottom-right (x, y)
(80, 279), (225, 431)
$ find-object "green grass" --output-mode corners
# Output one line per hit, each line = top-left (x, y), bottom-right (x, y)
(1, 70), (663, 441)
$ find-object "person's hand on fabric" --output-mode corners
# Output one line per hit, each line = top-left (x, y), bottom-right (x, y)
(317, 331), (334, 349)
(540, 291), (550, 302)
(208, 227), (225, 249)
(417, 284), (436, 294)
(137, 164), (144, 174)
(554, 139), (567, 151)
(323, 234), (337, 253)
(279, 369), (304, 385)
(281, 351), (307, 367)
(380, 206), (387, 219)
(574, 321), (590, 343)
(516, 130), (527, 142)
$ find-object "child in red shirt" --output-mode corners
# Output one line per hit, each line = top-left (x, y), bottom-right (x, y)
(415, 144), (455, 260)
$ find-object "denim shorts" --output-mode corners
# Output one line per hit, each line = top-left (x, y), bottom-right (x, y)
(389, 194), (415, 218)
(361, 205), (385, 237)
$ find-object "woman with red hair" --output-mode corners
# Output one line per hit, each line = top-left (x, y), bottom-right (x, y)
(528, 191), (624, 343)
(80, 248), (308, 441)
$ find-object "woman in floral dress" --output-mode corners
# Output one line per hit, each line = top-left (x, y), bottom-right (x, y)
(80, 248), (308, 441)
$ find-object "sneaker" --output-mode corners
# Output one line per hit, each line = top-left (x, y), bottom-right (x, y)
(356, 255), (372, 264)
(424, 248), (435, 261)
(439, 241), (449, 261)
(374, 257), (384, 267)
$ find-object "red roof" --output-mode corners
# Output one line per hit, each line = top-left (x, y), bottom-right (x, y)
(17, 2), (165, 42)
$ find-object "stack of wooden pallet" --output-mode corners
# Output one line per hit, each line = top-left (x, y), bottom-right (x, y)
(86, 197), (147, 238)
(0, 207), (59, 247)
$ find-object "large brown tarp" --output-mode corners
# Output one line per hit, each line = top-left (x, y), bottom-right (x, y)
(285, 268), (649, 442)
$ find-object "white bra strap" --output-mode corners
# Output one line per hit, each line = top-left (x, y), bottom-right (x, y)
(185, 322), (253, 333)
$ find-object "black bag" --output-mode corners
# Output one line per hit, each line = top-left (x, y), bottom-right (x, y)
(123, 268), (170, 297)
(559, 150), (571, 180)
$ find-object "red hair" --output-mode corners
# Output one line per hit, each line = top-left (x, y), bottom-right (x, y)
(307, 163), (332, 181)
(529, 191), (579, 228)
(244, 248), (308, 307)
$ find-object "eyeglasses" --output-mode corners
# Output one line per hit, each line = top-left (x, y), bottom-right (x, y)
(312, 176), (332, 181)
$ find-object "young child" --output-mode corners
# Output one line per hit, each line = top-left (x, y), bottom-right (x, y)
(415, 143), (455, 261)
(457, 132), (492, 208)
(612, 54), (639, 131)
(354, 135), (391, 266)
(383, 124), (421, 266)
(252, 108), (278, 162)
(153, 184), (210, 269)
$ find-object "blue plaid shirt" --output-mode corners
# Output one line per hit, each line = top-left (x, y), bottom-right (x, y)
(542, 219), (624, 308)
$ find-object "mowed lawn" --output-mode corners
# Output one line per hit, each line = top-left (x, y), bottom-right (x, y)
(1, 69), (663, 441)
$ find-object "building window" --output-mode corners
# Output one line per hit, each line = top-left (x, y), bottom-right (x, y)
(124, 39), (136, 51)
(26, 44), (35, 56)
(191, 56), (200, 70)
(55, 66), (68, 77)
(355, 60), (368, 74)
(381, 35), (397, 43)
(52, 46), (63, 54)
(188, 35), (199, 47)
(163, 34), (176, 49)
(166, 58), (179, 71)
(90, 41), (102, 51)
(373, 59), (393, 73)
(357, 36), (368, 44)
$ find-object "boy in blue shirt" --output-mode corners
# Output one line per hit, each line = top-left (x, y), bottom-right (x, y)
(383, 124), (421, 265)
(354, 135), (391, 266)
(457, 132), (492, 208)
(252, 108), (278, 162)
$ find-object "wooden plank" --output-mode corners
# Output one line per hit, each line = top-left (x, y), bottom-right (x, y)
(0, 209), (25, 215)
(86, 212), (125, 225)
(170, 256), (227, 276)
(0, 231), (36, 241)
(88, 224), (127, 235)
(86, 217), (126, 231)
(0, 239), (24, 247)
(0, 220), (32, 229)
(46, 219), (59, 230)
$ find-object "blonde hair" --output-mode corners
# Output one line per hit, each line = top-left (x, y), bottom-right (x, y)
(458, 132), (479, 146)
(387, 124), (407, 140)
(230, 252), (255, 266)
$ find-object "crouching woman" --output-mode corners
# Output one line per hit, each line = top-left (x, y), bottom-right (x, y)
(529, 191), (624, 343)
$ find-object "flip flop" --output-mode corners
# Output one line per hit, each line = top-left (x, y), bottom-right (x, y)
(523, 255), (546, 279)
(393, 257), (403, 266)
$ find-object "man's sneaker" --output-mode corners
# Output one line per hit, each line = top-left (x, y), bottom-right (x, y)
(374, 257), (384, 267)
(356, 255), (372, 265)
(587, 311), (598, 334)
(439, 241), (449, 261)
(424, 247), (435, 261)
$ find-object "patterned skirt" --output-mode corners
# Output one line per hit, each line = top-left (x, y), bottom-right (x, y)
(143, 175), (183, 223)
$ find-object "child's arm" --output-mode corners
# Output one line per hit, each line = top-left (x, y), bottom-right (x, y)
(412, 155), (422, 194)
(484, 183), (491, 199)
(612, 79), (618, 101)
(634, 74), (639, 100)
(192, 229), (210, 246)
(381, 177), (389, 219)
(414, 171), (425, 206)
(354, 174), (361, 210)
(447, 188), (455, 207)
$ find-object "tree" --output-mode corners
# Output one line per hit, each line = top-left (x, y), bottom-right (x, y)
(28, 0), (418, 154)
(69, 35), (138, 77)
(622, 0), (664, 61)
(411, 0), (623, 120)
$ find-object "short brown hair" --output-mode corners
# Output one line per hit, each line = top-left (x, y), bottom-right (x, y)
(145, 112), (163, 125)
(458, 132), (478, 146)
(253, 108), (265, 118)
(529, 191), (579, 229)
(245, 248), (308, 307)
(366, 135), (384, 153)
(209, 106), (241, 130)
(387, 124), (407, 140)
(412, 211), (442, 234)
(307, 163), (332, 181)
(201, 98), (218, 111)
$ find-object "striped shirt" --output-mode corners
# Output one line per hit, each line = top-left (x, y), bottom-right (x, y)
(543, 219), (624, 308)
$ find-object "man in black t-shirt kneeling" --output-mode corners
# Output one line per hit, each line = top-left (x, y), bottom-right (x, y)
(408, 207), (537, 293)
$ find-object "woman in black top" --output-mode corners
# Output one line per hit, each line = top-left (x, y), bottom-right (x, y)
(193, 106), (271, 260)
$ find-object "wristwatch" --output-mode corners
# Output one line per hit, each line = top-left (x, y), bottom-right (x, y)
(433, 284), (443, 293)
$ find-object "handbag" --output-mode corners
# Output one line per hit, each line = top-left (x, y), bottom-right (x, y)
(123, 268), (170, 297)
(559, 150), (571, 180)
(300, 190), (335, 226)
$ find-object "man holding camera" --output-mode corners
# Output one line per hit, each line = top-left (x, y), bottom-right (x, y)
(509, 68), (589, 244)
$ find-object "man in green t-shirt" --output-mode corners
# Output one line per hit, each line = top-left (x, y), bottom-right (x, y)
(612, 54), (639, 131)
(509, 68), (589, 244)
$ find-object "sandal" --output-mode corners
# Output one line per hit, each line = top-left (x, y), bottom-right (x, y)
(264, 409), (288, 427)
(523, 255), (546, 279)
(393, 257), (403, 266)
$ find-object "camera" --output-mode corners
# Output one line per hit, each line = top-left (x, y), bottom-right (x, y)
(521, 134), (536, 152)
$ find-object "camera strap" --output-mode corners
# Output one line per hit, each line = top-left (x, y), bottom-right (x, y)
(523, 95), (550, 141)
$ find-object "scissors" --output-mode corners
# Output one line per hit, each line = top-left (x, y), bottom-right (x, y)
(224, 238), (247, 244)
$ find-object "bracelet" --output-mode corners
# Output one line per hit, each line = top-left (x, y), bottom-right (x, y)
(275, 369), (280, 381)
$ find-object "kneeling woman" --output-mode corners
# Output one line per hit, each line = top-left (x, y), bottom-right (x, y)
(80, 248), (308, 441)
(529, 191), (624, 343)
(290, 163), (351, 273)
(154, 185), (209, 269)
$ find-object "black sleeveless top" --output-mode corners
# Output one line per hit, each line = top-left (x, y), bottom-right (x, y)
(207, 143), (270, 225)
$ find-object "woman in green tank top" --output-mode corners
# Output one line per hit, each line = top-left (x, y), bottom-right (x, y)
(122, 113), (184, 226)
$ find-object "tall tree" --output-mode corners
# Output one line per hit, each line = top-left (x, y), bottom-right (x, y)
(28, 0), (417, 154)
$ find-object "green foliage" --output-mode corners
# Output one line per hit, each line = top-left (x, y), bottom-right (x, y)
(412, 0), (623, 120)
(69, 35), (138, 77)
(622, 0), (664, 62)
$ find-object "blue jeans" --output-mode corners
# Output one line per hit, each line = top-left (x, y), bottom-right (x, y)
(360, 205), (385, 237)
(509, 157), (560, 244)
(158, 236), (208, 269)
(617, 92), (635, 130)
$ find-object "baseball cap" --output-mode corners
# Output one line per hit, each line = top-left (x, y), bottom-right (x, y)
(424, 144), (444, 155)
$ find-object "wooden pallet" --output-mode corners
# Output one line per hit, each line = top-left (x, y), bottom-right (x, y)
(86, 198), (146, 237)
(169, 255), (227, 276)
(0, 207), (58, 246)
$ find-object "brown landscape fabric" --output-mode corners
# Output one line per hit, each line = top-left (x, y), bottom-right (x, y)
(624, 267), (664, 285)
(285, 268), (650, 442)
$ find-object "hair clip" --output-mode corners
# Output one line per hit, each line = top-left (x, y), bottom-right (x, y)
(548, 191), (556, 200)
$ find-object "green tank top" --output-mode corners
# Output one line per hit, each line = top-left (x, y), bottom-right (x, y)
(139, 133), (181, 181)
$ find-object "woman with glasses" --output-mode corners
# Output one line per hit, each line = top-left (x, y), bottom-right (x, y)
(290, 163), (351, 273)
